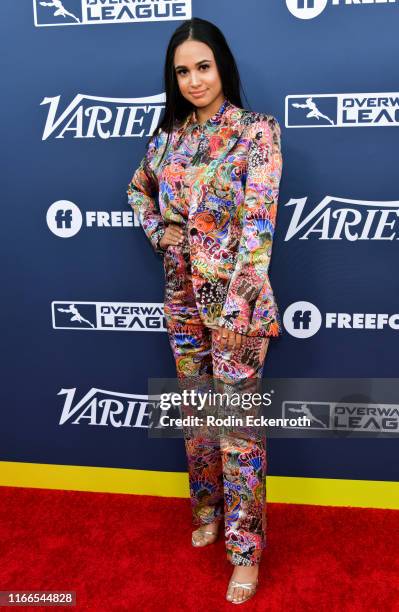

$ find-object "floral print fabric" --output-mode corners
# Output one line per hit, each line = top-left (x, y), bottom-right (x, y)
(127, 97), (283, 337)
(168, 321), (269, 566)
(127, 98), (281, 564)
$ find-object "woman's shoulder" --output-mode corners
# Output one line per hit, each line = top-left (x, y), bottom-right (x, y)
(235, 109), (281, 145)
(144, 127), (171, 158)
(239, 109), (280, 130)
(143, 126), (177, 169)
(147, 127), (166, 148)
(148, 123), (181, 148)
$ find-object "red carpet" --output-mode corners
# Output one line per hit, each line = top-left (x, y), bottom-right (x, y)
(0, 486), (398, 611)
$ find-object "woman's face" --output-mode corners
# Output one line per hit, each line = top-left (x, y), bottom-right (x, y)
(174, 39), (224, 109)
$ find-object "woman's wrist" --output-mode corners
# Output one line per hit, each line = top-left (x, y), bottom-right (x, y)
(157, 229), (167, 251)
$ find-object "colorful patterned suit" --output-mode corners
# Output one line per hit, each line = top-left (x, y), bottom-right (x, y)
(127, 97), (283, 565)
(127, 97), (283, 337)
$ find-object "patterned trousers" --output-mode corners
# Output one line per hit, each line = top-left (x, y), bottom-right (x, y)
(166, 321), (270, 566)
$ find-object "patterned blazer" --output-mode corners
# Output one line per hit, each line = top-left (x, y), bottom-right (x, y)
(127, 99), (283, 337)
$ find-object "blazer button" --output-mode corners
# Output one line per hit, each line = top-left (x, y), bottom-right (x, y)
(189, 227), (198, 235)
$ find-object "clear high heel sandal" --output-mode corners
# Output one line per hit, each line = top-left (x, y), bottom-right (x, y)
(226, 578), (258, 605)
(191, 522), (220, 547)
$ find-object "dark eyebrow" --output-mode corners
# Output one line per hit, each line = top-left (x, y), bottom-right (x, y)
(174, 59), (212, 70)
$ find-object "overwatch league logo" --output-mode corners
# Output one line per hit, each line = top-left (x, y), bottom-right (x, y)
(33, 0), (192, 27)
(286, 0), (398, 20)
(41, 93), (165, 140)
(52, 301), (166, 331)
(284, 402), (329, 428)
(54, 303), (95, 328)
(283, 401), (399, 433)
(286, 92), (399, 127)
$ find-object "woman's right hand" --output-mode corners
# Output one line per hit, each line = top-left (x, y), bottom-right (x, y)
(159, 223), (185, 249)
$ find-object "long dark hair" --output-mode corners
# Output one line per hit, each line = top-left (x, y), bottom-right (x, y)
(151, 17), (246, 166)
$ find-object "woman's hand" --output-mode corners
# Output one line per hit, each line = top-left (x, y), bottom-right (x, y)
(213, 326), (245, 350)
(159, 223), (184, 249)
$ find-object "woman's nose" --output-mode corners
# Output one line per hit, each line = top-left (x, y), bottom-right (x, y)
(190, 72), (201, 87)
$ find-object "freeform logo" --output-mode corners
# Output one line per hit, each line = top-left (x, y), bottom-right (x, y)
(41, 93), (165, 140)
(283, 401), (399, 433)
(285, 92), (399, 127)
(52, 301), (166, 331)
(283, 301), (323, 338)
(286, 0), (397, 20)
(284, 196), (399, 241)
(34, 0), (191, 27)
(46, 201), (83, 237)
(58, 387), (163, 427)
(46, 201), (139, 237)
(284, 301), (399, 338)
(286, 0), (328, 19)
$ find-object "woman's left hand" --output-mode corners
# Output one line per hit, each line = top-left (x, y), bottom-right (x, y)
(213, 326), (244, 350)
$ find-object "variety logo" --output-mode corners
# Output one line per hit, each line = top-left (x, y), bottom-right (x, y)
(286, 0), (397, 20)
(46, 201), (138, 237)
(41, 93), (165, 140)
(285, 92), (399, 127)
(284, 301), (399, 338)
(284, 196), (399, 241)
(58, 387), (163, 427)
(52, 301), (167, 331)
(283, 401), (399, 433)
(34, 0), (191, 27)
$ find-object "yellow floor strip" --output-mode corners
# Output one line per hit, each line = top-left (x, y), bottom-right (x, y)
(0, 461), (398, 510)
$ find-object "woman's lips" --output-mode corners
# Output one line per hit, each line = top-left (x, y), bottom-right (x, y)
(191, 90), (207, 98)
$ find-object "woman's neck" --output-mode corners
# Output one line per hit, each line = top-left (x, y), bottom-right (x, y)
(194, 94), (226, 125)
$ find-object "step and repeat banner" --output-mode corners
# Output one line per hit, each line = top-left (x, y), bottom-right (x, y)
(1, 0), (398, 484)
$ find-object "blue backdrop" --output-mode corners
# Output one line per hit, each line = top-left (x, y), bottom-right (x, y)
(1, 0), (398, 482)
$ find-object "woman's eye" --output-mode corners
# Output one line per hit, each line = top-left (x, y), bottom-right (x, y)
(176, 65), (209, 76)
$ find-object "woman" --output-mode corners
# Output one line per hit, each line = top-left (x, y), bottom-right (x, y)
(127, 17), (283, 604)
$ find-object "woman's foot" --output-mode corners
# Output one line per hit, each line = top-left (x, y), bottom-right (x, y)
(191, 518), (221, 547)
(226, 564), (259, 604)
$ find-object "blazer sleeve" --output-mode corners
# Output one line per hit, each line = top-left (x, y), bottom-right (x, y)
(218, 115), (283, 335)
(127, 134), (166, 257)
